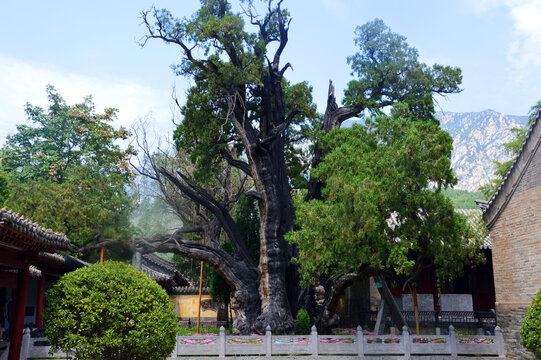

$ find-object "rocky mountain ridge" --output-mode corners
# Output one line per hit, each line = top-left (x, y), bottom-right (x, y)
(437, 110), (528, 192)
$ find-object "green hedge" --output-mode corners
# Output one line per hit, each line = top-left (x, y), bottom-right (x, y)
(521, 289), (541, 358)
(44, 261), (177, 360)
(295, 308), (311, 335)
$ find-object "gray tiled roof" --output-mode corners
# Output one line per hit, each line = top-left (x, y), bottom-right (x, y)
(387, 209), (491, 250)
(141, 253), (192, 288)
(170, 285), (209, 295)
(0, 208), (70, 250)
(455, 208), (491, 250)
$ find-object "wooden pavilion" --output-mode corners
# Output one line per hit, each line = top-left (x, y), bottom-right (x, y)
(0, 208), (70, 360)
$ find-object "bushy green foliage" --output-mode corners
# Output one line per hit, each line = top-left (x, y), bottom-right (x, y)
(521, 289), (541, 358)
(0, 86), (135, 259)
(287, 109), (483, 286)
(1, 85), (133, 183)
(44, 261), (177, 360)
(344, 19), (462, 119)
(0, 172), (9, 206)
(295, 308), (310, 335)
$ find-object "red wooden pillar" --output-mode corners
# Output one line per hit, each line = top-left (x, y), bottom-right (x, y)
(35, 272), (45, 328)
(8, 263), (29, 360)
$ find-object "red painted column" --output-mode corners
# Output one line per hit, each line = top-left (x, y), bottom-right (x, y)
(35, 272), (45, 328)
(8, 263), (29, 360)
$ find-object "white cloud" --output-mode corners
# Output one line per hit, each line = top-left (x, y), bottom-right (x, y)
(0, 54), (178, 146)
(468, 0), (541, 81)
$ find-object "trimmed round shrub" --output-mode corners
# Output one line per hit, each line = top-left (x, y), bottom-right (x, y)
(296, 308), (311, 335)
(44, 261), (177, 360)
(521, 289), (541, 358)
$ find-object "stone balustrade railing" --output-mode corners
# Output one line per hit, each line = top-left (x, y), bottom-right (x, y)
(4, 324), (505, 359)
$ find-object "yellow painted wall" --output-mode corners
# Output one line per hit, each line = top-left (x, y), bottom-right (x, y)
(170, 294), (218, 320)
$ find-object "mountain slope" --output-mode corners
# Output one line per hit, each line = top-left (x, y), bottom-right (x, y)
(437, 110), (528, 192)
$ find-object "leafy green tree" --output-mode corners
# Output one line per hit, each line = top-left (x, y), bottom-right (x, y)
(287, 110), (482, 286)
(480, 101), (541, 198)
(0, 172), (9, 206)
(521, 289), (541, 358)
(344, 19), (461, 118)
(0, 86), (135, 259)
(1, 85), (132, 182)
(137, 0), (462, 333)
(295, 308), (310, 335)
(5, 167), (133, 259)
(305, 18), (461, 200)
(44, 261), (177, 360)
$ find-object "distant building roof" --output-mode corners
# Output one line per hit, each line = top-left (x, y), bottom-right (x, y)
(455, 208), (491, 250)
(141, 253), (192, 291)
(170, 285), (209, 295)
(387, 208), (491, 250)
(482, 109), (541, 229)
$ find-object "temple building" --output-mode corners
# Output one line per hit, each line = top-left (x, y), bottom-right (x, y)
(0, 208), (84, 360)
(479, 109), (541, 360)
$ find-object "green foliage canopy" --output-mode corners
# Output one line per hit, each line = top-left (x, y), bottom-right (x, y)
(0, 86), (135, 257)
(44, 261), (177, 360)
(287, 109), (483, 286)
(1, 85), (132, 183)
(148, 3), (320, 185)
(521, 289), (541, 358)
(295, 308), (310, 335)
(0, 172), (9, 206)
(344, 19), (462, 119)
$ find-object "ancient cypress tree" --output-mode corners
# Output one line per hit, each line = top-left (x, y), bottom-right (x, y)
(135, 1), (462, 334)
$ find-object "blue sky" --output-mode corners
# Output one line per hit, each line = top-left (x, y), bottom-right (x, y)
(1, 0), (540, 144)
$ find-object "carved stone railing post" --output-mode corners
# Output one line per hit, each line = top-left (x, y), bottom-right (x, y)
(311, 325), (318, 356)
(265, 325), (272, 357)
(402, 325), (410, 359)
(21, 328), (31, 360)
(449, 325), (457, 357)
(219, 326), (226, 358)
(356, 325), (364, 359)
(494, 325), (505, 357)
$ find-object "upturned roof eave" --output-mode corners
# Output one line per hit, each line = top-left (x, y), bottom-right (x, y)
(0, 208), (70, 251)
(482, 109), (541, 229)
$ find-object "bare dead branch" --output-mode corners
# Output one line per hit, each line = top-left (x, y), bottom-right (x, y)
(244, 190), (262, 200)
(260, 110), (300, 145)
(220, 148), (252, 176)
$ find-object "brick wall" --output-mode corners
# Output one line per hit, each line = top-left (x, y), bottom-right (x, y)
(490, 141), (541, 359)
(496, 305), (534, 359)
